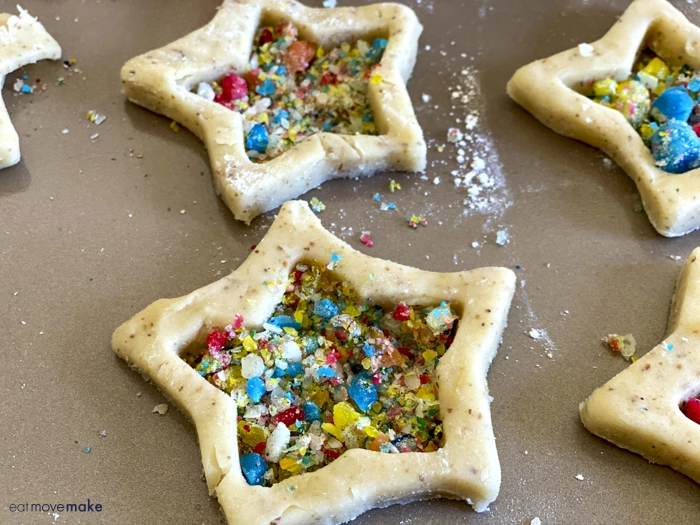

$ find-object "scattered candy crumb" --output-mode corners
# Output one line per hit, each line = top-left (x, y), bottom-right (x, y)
(309, 197), (326, 213)
(153, 403), (169, 415)
(604, 333), (637, 362)
(360, 231), (373, 247)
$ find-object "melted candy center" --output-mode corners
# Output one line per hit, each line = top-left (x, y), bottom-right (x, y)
(186, 263), (458, 486)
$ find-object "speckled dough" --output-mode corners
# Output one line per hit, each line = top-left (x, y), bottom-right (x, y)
(580, 247), (700, 483)
(507, 0), (700, 237)
(0, 6), (61, 169)
(120, 0), (426, 224)
(112, 200), (515, 525)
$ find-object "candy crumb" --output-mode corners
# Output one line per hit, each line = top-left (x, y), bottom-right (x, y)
(604, 333), (636, 361)
(578, 43), (593, 57)
(531, 519), (542, 525)
(575, 474), (584, 481)
(152, 403), (169, 415)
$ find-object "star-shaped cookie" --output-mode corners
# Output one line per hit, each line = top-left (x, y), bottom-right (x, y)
(120, 0), (426, 225)
(580, 247), (700, 484)
(112, 200), (515, 524)
(0, 6), (61, 169)
(507, 0), (700, 237)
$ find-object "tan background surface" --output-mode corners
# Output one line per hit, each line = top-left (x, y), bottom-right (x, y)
(2, 0), (700, 523)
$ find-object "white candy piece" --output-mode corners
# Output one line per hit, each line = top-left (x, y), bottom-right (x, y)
(240, 354), (265, 378)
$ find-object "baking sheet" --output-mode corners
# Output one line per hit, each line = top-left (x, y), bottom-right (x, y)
(2, 0), (700, 523)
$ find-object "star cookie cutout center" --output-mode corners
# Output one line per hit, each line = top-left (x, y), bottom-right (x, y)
(121, 0), (426, 224)
(507, 0), (700, 237)
(112, 200), (515, 524)
(0, 7), (61, 169)
(581, 247), (700, 484)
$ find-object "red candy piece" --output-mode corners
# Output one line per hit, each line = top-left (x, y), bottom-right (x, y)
(220, 73), (248, 101)
(692, 122), (700, 138)
(274, 406), (305, 427)
(324, 448), (341, 460)
(258, 28), (274, 45)
(392, 302), (411, 321)
(253, 441), (267, 454)
(283, 40), (316, 74)
(206, 329), (227, 352)
(360, 233), (373, 247)
(233, 314), (245, 330)
(683, 398), (700, 425)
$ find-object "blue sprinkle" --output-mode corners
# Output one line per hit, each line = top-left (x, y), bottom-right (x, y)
(303, 401), (321, 421)
(373, 193), (381, 202)
(367, 38), (388, 61)
(21, 84), (31, 94)
(387, 202), (396, 210)
(348, 372), (377, 412)
(331, 253), (341, 263)
(84, 446), (91, 454)
(273, 367), (286, 378)
(317, 366), (337, 378)
(246, 124), (269, 153)
(690, 78), (700, 93)
(650, 86), (694, 123)
(246, 376), (266, 402)
(362, 341), (375, 357)
(324, 122), (331, 131)
(255, 78), (276, 96)
(268, 315), (301, 330)
(240, 453), (267, 485)
(22, 74), (28, 80)
(314, 298), (339, 318)
(276, 65), (287, 76)
(286, 361), (303, 377)
(515, 265), (522, 270)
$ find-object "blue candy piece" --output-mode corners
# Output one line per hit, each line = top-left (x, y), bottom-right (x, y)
(21, 84), (31, 94)
(273, 367), (286, 378)
(650, 86), (694, 123)
(272, 109), (289, 124)
(255, 78), (276, 96)
(246, 376), (266, 402)
(689, 78), (700, 93)
(314, 298), (338, 318)
(268, 315), (301, 330)
(246, 123), (269, 153)
(317, 366), (337, 378)
(240, 453), (267, 485)
(276, 65), (287, 76)
(303, 401), (321, 421)
(301, 335), (319, 353)
(286, 361), (303, 378)
(348, 372), (377, 412)
(367, 38), (388, 61)
(651, 120), (700, 174)
(362, 341), (375, 357)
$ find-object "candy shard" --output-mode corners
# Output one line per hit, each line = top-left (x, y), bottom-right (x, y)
(650, 86), (694, 124)
(266, 422), (291, 462)
(240, 452), (267, 485)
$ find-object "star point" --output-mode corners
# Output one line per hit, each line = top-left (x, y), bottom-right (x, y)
(112, 200), (516, 524)
(507, 0), (700, 237)
(580, 247), (700, 484)
(121, 0), (426, 224)
(0, 6), (61, 169)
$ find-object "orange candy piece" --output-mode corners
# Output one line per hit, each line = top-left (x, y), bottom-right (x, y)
(283, 40), (317, 74)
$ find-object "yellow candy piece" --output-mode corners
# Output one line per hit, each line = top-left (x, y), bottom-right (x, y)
(333, 401), (360, 430)
(279, 457), (301, 472)
(370, 74), (382, 84)
(242, 335), (257, 352)
(364, 425), (379, 438)
(344, 304), (361, 317)
(641, 57), (670, 80)
(283, 326), (298, 337)
(422, 349), (438, 361)
(640, 123), (656, 141)
(237, 421), (266, 447)
(614, 80), (650, 128)
(592, 78), (617, 97)
(321, 422), (343, 441)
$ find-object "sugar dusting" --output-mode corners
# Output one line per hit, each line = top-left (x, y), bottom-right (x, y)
(446, 66), (512, 224)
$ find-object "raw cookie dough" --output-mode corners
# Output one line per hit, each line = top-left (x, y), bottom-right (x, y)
(121, 0), (426, 224)
(0, 6), (61, 169)
(112, 200), (515, 524)
(507, 0), (700, 237)
(580, 247), (700, 484)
